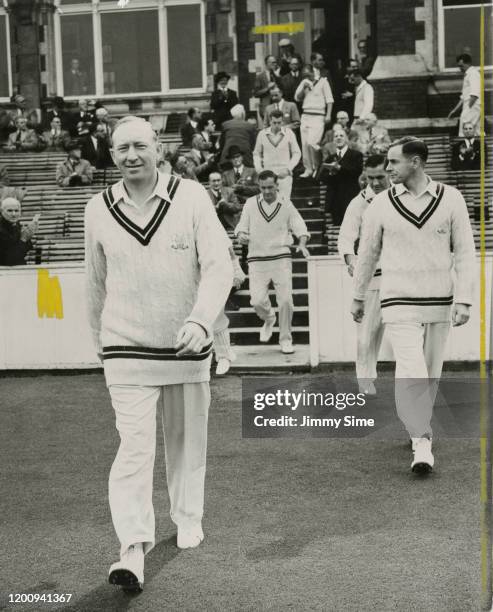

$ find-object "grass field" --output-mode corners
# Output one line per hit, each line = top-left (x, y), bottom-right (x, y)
(0, 372), (482, 612)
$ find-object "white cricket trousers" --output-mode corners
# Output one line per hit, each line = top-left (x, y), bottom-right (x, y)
(249, 258), (293, 343)
(356, 290), (384, 385)
(277, 175), (293, 200)
(300, 114), (325, 173)
(385, 322), (450, 438)
(108, 381), (210, 557)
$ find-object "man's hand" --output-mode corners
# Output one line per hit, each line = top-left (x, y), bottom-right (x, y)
(345, 254), (357, 277)
(175, 322), (207, 356)
(452, 303), (471, 327)
(237, 231), (249, 245)
(296, 244), (310, 258)
(351, 299), (365, 323)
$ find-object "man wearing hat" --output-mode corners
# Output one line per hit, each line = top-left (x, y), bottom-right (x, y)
(210, 72), (239, 129)
(56, 141), (93, 187)
(221, 146), (259, 204)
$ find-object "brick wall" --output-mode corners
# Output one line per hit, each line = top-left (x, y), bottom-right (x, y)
(373, 76), (429, 119)
(376, 0), (425, 55)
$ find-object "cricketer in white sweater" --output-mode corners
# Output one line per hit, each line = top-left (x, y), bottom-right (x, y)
(85, 171), (234, 386)
(353, 177), (476, 323)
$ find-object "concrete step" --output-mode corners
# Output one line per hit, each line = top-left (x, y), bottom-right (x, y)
(229, 326), (309, 345)
(227, 307), (308, 328)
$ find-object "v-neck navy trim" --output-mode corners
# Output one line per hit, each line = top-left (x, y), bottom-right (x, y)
(388, 183), (444, 229)
(102, 176), (179, 246)
(257, 196), (282, 222)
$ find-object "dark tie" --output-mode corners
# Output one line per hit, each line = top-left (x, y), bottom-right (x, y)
(337, 149), (342, 161)
(15, 130), (22, 143)
(235, 170), (241, 181)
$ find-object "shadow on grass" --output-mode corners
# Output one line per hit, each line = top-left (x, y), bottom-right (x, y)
(63, 536), (178, 612)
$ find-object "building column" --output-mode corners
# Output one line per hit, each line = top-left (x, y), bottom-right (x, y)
(9, 0), (42, 111)
(369, 0), (431, 120)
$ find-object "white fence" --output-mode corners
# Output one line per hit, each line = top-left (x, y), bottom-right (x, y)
(0, 257), (491, 369)
(307, 255), (493, 367)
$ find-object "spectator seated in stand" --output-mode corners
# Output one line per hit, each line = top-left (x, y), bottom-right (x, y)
(352, 112), (391, 155)
(166, 150), (198, 181)
(9, 94), (40, 131)
(221, 145), (260, 203)
(181, 107), (202, 148)
(451, 120), (486, 171)
(56, 141), (93, 187)
(80, 122), (113, 169)
(69, 98), (95, 137)
(186, 134), (217, 182)
(44, 96), (70, 131)
(198, 116), (220, 154)
(41, 116), (71, 152)
(0, 188), (39, 266)
(94, 107), (115, 145)
(4, 116), (40, 152)
(219, 104), (257, 168)
(320, 110), (351, 149)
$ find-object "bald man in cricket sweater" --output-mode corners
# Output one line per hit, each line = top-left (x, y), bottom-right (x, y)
(85, 116), (232, 593)
(351, 137), (475, 474)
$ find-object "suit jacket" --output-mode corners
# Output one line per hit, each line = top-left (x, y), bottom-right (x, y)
(41, 129), (71, 152)
(69, 111), (95, 136)
(221, 166), (260, 203)
(253, 70), (281, 118)
(207, 185), (243, 230)
(56, 157), (93, 187)
(181, 121), (200, 148)
(80, 134), (113, 169)
(186, 149), (215, 182)
(219, 119), (257, 167)
(280, 71), (303, 103)
(44, 110), (70, 131)
(451, 138), (484, 171)
(210, 88), (239, 128)
(0, 217), (32, 266)
(263, 100), (300, 130)
(4, 128), (40, 152)
(320, 148), (364, 225)
(0, 163), (9, 186)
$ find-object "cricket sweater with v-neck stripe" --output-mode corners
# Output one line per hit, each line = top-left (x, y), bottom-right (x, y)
(235, 194), (309, 262)
(84, 171), (233, 386)
(353, 177), (476, 323)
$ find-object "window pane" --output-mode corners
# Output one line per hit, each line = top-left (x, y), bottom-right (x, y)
(101, 10), (160, 94)
(60, 14), (95, 96)
(0, 15), (9, 98)
(167, 5), (203, 89)
(444, 5), (493, 68)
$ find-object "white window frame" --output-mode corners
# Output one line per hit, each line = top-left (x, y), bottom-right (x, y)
(437, 0), (493, 72)
(54, 0), (206, 99)
(0, 8), (13, 103)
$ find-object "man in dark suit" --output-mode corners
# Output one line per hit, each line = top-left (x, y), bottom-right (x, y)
(80, 123), (113, 169)
(280, 57), (303, 104)
(221, 146), (260, 204)
(320, 127), (363, 226)
(253, 55), (281, 120)
(451, 120), (485, 171)
(69, 98), (95, 137)
(180, 107), (202, 148)
(219, 105), (257, 168)
(277, 39), (303, 77)
(210, 72), (239, 129)
(186, 134), (216, 183)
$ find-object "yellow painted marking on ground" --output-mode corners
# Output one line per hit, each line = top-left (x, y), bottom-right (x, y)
(252, 23), (305, 35)
(37, 269), (64, 319)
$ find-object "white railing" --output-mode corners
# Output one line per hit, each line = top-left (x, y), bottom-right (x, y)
(308, 255), (493, 367)
(0, 257), (491, 369)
